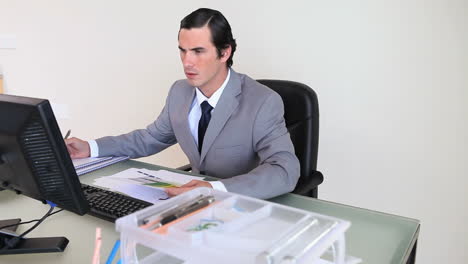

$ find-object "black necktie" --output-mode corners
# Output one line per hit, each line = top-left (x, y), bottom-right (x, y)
(198, 101), (213, 153)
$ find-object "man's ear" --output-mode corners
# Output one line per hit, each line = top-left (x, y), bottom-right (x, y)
(220, 46), (232, 62)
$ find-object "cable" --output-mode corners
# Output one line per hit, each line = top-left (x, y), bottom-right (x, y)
(48, 208), (64, 216)
(0, 209), (64, 231)
(1, 206), (53, 250)
(15, 206), (54, 239)
(1, 202), (64, 250)
(0, 219), (39, 231)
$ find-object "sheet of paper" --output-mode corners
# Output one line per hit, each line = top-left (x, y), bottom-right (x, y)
(75, 156), (129, 176)
(114, 184), (169, 203)
(93, 177), (126, 190)
(131, 168), (201, 187)
(93, 177), (169, 203)
(72, 157), (113, 169)
(92, 168), (203, 203)
(141, 169), (202, 185)
(101, 168), (201, 186)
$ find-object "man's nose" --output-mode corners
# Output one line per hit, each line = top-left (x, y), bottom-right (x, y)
(182, 53), (194, 68)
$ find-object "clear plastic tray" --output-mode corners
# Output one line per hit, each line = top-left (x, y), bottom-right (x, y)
(115, 187), (360, 264)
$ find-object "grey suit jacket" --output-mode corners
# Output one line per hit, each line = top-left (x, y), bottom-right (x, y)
(96, 70), (300, 199)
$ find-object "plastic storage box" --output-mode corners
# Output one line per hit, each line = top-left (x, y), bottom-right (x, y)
(115, 188), (361, 264)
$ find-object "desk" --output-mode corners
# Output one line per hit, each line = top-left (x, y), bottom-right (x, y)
(0, 160), (420, 264)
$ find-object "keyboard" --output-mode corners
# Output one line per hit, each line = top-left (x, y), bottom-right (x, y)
(81, 184), (153, 222)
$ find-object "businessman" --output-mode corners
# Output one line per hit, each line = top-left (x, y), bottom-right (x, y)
(65, 8), (300, 199)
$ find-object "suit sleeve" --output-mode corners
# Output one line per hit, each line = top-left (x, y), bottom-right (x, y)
(220, 92), (300, 199)
(95, 87), (177, 158)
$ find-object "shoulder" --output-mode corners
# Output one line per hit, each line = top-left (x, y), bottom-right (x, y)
(168, 79), (193, 97)
(234, 71), (283, 107)
(170, 78), (192, 91)
(233, 70), (280, 101)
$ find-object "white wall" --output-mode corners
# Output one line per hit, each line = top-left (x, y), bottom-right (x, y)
(1, 0), (467, 263)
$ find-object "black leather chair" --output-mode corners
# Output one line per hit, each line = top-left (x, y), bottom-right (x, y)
(178, 79), (324, 198)
(257, 80), (323, 198)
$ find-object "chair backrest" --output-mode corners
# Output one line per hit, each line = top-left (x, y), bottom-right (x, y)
(257, 79), (323, 197)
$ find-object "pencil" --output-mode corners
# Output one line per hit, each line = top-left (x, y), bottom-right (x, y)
(92, 227), (102, 264)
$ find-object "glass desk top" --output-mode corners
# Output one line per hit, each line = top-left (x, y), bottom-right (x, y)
(0, 160), (419, 264)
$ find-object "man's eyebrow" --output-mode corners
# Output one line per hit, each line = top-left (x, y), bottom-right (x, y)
(179, 46), (206, 52)
(190, 47), (205, 52)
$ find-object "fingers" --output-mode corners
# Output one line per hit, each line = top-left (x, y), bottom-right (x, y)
(65, 138), (78, 158)
(64, 137), (91, 158)
(165, 187), (194, 197)
(180, 180), (200, 188)
(165, 180), (213, 197)
(180, 180), (212, 188)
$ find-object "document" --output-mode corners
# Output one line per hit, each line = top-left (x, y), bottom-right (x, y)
(72, 157), (113, 169)
(72, 156), (129, 176)
(93, 168), (203, 203)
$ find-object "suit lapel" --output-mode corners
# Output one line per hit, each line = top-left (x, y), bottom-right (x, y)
(200, 71), (242, 164)
(177, 88), (201, 164)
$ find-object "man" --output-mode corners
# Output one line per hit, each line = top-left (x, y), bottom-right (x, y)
(66, 8), (299, 199)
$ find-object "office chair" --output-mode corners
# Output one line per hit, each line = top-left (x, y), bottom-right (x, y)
(177, 80), (323, 198)
(257, 80), (323, 198)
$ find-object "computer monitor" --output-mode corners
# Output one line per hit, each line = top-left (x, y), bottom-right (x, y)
(0, 94), (89, 215)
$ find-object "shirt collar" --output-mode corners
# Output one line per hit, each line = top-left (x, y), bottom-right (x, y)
(195, 69), (231, 108)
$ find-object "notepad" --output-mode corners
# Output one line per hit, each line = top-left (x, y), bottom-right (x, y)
(73, 156), (129, 176)
(72, 157), (113, 169)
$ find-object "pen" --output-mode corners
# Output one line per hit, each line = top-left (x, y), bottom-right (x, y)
(105, 239), (120, 264)
(161, 195), (215, 225)
(138, 203), (181, 227)
(64, 129), (71, 139)
(142, 195), (206, 228)
(139, 194), (205, 227)
(146, 195), (215, 230)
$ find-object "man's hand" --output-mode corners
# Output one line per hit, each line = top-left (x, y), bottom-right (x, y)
(165, 180), (213, 197)
(65, 137), (91, 159)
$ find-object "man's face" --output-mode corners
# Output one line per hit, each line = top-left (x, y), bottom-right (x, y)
(178, 25), (229, 92)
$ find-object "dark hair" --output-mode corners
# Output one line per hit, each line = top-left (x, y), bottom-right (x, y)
(180, 8), (237, 68)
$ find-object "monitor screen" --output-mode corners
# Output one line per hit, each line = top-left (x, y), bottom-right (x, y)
(0, 94), (89, 215)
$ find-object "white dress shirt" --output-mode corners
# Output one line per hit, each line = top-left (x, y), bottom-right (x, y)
(89, 70), (231, 192)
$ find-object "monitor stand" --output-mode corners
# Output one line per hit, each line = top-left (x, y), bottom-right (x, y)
(0, 219), (69, 255)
